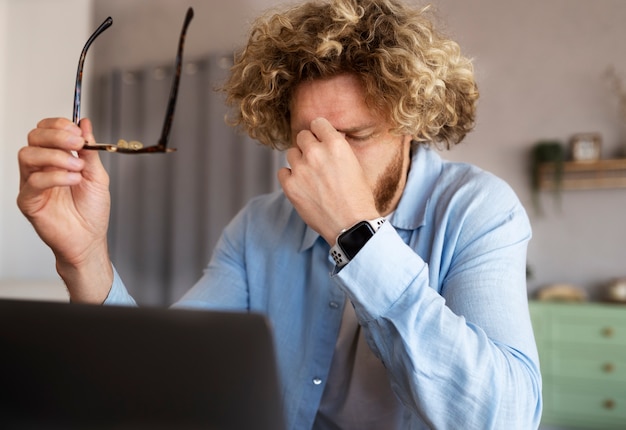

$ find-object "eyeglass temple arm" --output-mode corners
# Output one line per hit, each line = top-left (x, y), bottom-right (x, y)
(73, 17), (113, 125)
(157, 7), (194, 150)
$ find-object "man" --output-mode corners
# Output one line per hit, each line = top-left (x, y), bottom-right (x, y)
(18, 0), (542, 428)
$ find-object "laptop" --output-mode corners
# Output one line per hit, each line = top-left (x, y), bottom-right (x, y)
(0, 298), (285, 430)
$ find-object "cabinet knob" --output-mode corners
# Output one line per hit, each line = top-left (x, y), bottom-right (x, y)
(602, 326), (615, 338)
(603, 399), (616, 410)
(603, 362), (615, 373)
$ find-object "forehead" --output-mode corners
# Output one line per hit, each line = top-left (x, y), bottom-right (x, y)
(290, 74), (380, 131)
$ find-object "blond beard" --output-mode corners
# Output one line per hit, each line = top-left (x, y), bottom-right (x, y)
(373, 142), (408, 214)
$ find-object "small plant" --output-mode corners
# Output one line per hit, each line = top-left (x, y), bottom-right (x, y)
(531, 141), (564, 215)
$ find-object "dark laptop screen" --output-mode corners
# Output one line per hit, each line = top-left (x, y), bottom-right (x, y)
(0, 299), (285, 430)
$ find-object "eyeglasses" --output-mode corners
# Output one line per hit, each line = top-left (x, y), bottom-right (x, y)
(74, 7), (194, 154)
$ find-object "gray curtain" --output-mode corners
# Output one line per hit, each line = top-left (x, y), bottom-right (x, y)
(96, 53), (278, 307)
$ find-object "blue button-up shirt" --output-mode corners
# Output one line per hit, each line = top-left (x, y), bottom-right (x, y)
(107, 145), (542, 429)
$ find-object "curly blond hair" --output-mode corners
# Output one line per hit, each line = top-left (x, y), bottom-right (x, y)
(222, 0), (478, 150)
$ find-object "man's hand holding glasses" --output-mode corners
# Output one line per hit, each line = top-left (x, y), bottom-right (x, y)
(17, 8), (194, 303)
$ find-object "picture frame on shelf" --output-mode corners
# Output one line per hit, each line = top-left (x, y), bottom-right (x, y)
(570, 132), (601, 162)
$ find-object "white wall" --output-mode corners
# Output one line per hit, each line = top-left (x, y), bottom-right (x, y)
(0, 0), (93, 295)
(432, 0), (626, 297)
(0, 0), (7, 275)
(3, 0), (626, 301)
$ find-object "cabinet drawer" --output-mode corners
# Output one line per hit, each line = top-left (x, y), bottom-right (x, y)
(530, 303), (626, 428)
(548, 355), (626, 382)
(543, 379), (626, 425)
(551, 316), (626, 345)
(542, 343), (626, 381)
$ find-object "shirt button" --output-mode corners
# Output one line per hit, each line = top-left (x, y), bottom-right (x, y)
(328, 301), (339, 309)
(313, 378), (323, 385)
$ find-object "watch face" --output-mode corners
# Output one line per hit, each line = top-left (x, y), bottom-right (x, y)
(338, 221), (375, 260)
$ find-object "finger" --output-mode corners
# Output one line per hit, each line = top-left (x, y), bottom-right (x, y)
(294, 128), (317, 149)
(276, 167), (292, 189)
(79, 118), (95, 144)
(309, 117), (342, 142)
(284, 145), (302, 168)
(36, 117), (82, 135)
(17, 169), (82, 217)
(21, 169), (83, 194)
(18, 147), (85, 190)
(76, 118), (105, 168)
(75, 147), (107, 184)
(296, 118), (345, 158)
(28, 126), (85, 151)
(19, 144), (85, 175)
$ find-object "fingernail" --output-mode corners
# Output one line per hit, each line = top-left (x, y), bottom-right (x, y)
(69, 134), (85, 147)
(67, 155), (84, 169)
(65, 123), (82, 135)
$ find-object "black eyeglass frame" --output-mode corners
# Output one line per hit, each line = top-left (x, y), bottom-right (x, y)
(74, 7), (194, 154)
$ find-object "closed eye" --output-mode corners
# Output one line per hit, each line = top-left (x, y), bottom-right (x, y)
(345, 132), (377, 146)
(348, 134), (372, 141)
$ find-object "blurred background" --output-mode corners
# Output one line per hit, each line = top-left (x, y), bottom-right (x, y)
(0, 0), (626, 302)
(3, 0), (625, 302)
(1, 1), (626, 429)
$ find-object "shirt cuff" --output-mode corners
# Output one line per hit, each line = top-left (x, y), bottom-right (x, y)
(331, 221), (428, 322)
(103, 265), (137, 306)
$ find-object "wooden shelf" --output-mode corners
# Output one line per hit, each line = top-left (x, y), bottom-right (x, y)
(536, 158), (626, 190)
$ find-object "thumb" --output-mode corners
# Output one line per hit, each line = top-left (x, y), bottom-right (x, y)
(77, 118), (108, 182)
(79, 118), (96, 144)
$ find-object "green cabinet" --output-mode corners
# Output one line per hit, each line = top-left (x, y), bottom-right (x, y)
(530, 301), (626, 429)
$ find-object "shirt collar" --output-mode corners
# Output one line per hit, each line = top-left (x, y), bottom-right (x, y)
(390, 144), (442, 231)
(300, 226), (321, 252)
(298, 144), (443, 252)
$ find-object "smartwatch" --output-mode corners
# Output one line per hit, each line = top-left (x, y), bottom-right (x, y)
(330, 217), (386, 268)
